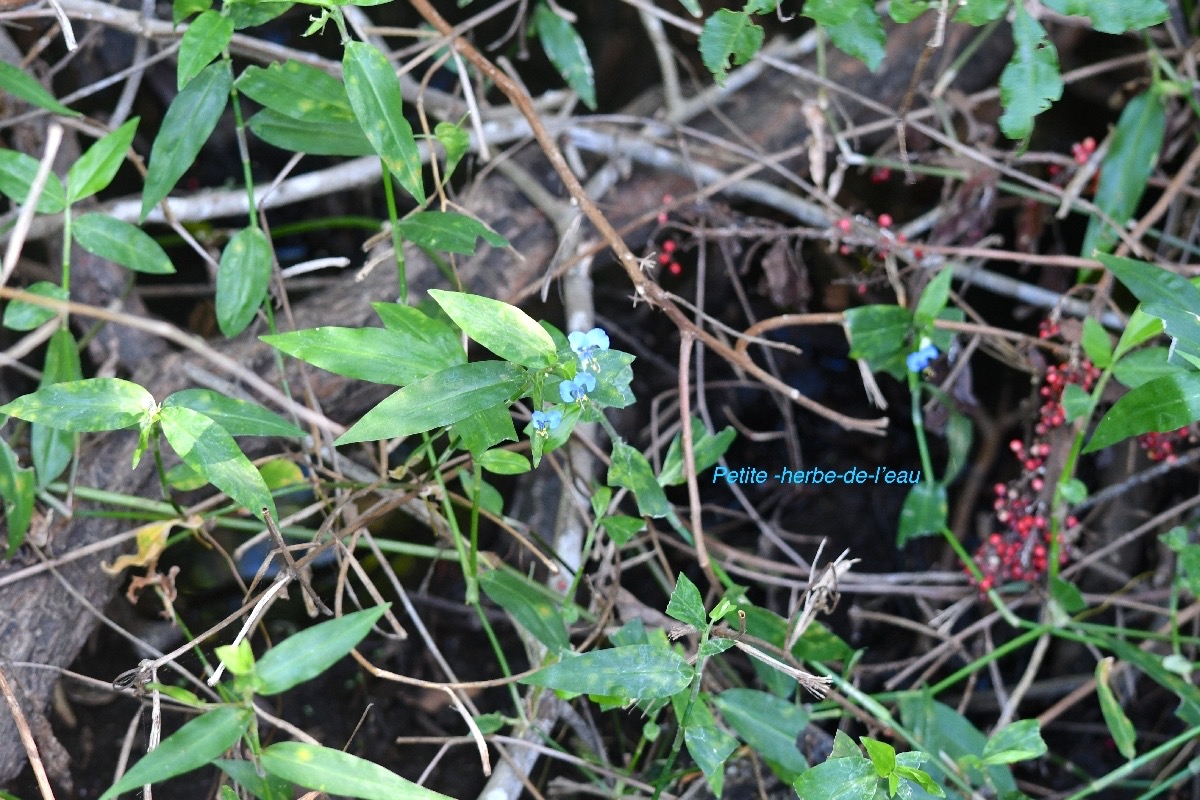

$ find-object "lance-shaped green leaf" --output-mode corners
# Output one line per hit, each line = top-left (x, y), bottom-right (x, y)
(954, 0), (1008, 24)
(163, 389), (304, 438)
(998, 5), (1063, 139)
(141, 60), (232, 220)
(658, 419), (735, 486)
(2, 281), (67, 331)
(73, 213), (175, 274)
(532, 4), (597, 110)
(914, 267), (954, 327)
(804, 0), (887, 71)
(889, 0), (934, 23)
(336, 361), (526, 445)
(0, 61), (79, 117)
(1084, 373), (1200, 453)
(66, 118), (138, 203)
(0, 378), (154, 432)
(31, 327), (81, 488)
(0, 438), (35, 557)
(236, 60), (356, 121)
(1081, 91), (1164, 257)
(479, 567), (569, 655)
(173, 0), (210, 23)
(665, 571), (706, 630)
(844, 304), (911, 379)
(699, 9), (764, 84)
(248, 110), (374, 157)
(981, 719), (1048, 766)
(216, 226), (272, 337)
(713, 689), (809, 782)
(1095, 658), (1137, 759)
(177, 10), (233, 90)
(396, 211), (508, 255)
(1113, 347), (1183, 389)
(159, 404), (276, 520)
(263, 324), (463, 386)
(255, 606), (388, 695)
(792, 755), (879, 800)
(897, 480), (946, 546)
(0, 149), (66, 214)
(1041, 0), (1167, 34)
(521, 644), (694, 699)
(434, 121), (469, 181)
(608, 441), (670, 518)
(99, 706), (251, 800)
(685, 723), (737, 796)
(261, 742), (453, 800)
(343, 41), (425, 204)
(1101, 253), (1200, 311)
(428, 290), (555, 369)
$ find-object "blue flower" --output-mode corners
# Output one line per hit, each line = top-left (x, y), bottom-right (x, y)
(568, 328), (609, 370)
(906, 344), (939, 373)
(559, 372), (597, 403)
(531, 409), (562, 436)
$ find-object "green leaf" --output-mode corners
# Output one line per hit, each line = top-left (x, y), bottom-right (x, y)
(914, 267), (954, 327)
(31, 328), (81, 488)
(658, 420), (736, 486)
(434, 122), (469, 181)
(98, 707), (251, 800)
(247, 109), (374, 156)
(998, 4), (1063, 139)
(215, 759), (292, 800)
(792, 756), (879, 800)
(0, 378), (154, 432)
(1049, 576), (1086, 613)
(1041, 0), (1167, 33)
(3, 281), (66, 331)
(479, 567), (570, 654)
(608, 441), (670, 518)
(236, 60), (356, 120)
(264, 325), (462, 386)
(830, 729), (862, 759)
(216, 226), (272, 337)
(173, 0), (210, 23)
(456, 467), (504, 516)
(178, 10), (234, 90)
(712, 688), (809, 782)
(942, 409), (973, 485)
(1081, 92), (1165, 257)
(665, 571), (706, 630)
(684, 723), (737, 796)
(900, 695), (1018, 793)
(163, 389), (303, 438)
(1081, 317), (1114, 368)
(336, 361), (526, 445)
(428, 289), (555, 369)
(255, 606), (387, 695)
(982, 719), (1048, 765)
(451, 403), (517, 457)
(601, 515), (644, 545)
(532, 4), (597, 110)
(1084, 373), (1200, 453)
(215, 639), (256, 675)
(520, 644), (693, 699)
(844, 304), (911, 379)
(73, 213), (176, 274)
(1101, 253), (1200, 312)
(861, 736), (896, 777)
(261, 742), (453, 800)
(343, 41), (425, 204)
(476, 448), (530, 475)
(396, 211), (508, 255)
(0, 149), (66, 214)
(66, 118), (138, 203)
(227, 0), (291, 29)
(1114, 307), (1164, 361)
(1113, 347), (1183, 388)
(1095, 658), (1137, 758)
(677, 0), (702, 15)
(0, 61), (78, 117)
(954, 0), (1009, 24)
(804, 0), (887, 72)
(699, 9), (764, 84)
(889, 0), (934, 23)
(896, 481), (946, 546)
(141, 60), (232, 221)
(159, 405), (276, 520)
(1061, 382), (1095, 422)
(0, 438), (35, 557)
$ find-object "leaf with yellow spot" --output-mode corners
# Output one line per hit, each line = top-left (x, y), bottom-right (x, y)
(101, 515), (203, 575)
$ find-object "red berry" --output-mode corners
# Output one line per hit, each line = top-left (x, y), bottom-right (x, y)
(878, 213), (893, 229)
(836, 217), (852, 233)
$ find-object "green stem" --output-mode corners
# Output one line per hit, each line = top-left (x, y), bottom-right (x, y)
(381, 167), (408, 303)
(1062, 724), (1200, 799)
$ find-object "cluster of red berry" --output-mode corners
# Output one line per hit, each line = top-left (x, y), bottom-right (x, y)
(657, 237), (682, 276)
(1137, 427), (1197, 462)
(969, 325), (1097, 591)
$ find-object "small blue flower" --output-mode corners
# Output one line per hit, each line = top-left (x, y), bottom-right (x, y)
(906, 344), (939, 373)
(568, 328), (610, 370)
(559, 372), (597, 404)
(531, 409), (562, 437)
